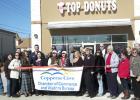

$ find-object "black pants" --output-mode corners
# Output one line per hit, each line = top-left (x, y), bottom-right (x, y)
(120, 78), (130, 91)
(106, 72), (118, 96)
(83, 69), (96, 97)
(132, 77), (140, 98)
(102, 74), (108, 93)
(11, 78), (19, 96)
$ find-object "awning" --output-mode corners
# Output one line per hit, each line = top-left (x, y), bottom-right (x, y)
(47, 19), (132, 29)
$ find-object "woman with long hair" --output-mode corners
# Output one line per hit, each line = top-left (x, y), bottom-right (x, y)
(4, 54), (13, 97)
(8, 52), (21, 97)
(72, 51), (84, 96)
(94, 49), (105, 96)
(73, 51), (83, 67)
(20, 50), (32, 97)
(48, 50), (59, 66)
(59, 51), (71, 67)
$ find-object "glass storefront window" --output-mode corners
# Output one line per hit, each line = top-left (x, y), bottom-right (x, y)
(112, 35), (127, 42)
(52, 34), (128, 54)
(95, 35), (111, 43)
(67, 36), (83, 43)
(52, 36), (63, 44)
(67, 35), (95, 43)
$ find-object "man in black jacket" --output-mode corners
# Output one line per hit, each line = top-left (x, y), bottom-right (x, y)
(30, 44), (47, 96)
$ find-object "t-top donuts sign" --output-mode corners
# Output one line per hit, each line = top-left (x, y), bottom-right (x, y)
(57, 0), (117, 15)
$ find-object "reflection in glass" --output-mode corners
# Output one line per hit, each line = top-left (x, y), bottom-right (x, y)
(95, 35), (111, 43)
(112, 35), (127, 42)
(52, 34), (128, 55)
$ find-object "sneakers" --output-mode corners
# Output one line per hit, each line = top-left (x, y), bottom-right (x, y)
(111, 96), (117, 99)
(97, 93), (103, 97)
(107, 95), (113, 98)
(12, 94), (20, 98)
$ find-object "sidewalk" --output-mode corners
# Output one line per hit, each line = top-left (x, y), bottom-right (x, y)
(0, 92), (133, 100)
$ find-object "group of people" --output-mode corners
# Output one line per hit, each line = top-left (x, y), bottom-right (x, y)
(0, 44), (140, 100)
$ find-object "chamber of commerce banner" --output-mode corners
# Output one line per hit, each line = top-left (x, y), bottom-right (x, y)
(33, 67), (83, 91)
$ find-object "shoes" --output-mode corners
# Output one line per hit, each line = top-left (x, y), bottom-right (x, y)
(111, 96), (117, 99)
(2, 92), (6, 96)
(24, 94), (28, 97)
(86, 95), (90, 97)
(76, 92), (83, 96)
(131, 97), (140, 100)
(121, 90), (130, 99)
(131, 98), (136, 100)
(107, 95), (113, 98)
(97, 93), (103, 97)
(7, 95), (11, 97)
(28, 93), (32, 96)
(121, 95), (130, 99)
(35, 93), (39, 96)
(12, 95), (20, 98)
(136, 98), (140, 100)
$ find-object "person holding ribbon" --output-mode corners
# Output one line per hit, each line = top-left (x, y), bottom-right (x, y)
(20, 50), (32, 97)
(8, 52), (21, 97)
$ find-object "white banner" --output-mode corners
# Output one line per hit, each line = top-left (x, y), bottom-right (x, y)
(33, 67), (83, 91)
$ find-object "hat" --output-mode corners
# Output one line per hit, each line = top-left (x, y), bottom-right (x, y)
(52, 50), (57, 54)
(62, 51), (67, 54)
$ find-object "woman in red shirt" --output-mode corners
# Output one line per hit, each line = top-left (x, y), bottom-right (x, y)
(118, 50), (130, 99)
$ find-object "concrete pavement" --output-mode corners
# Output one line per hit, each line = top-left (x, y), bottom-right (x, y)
(0, 92), (134, 100)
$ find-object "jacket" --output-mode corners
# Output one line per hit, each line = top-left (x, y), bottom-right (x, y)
(130, 55), (140, 77)
(94, 56), (105, 75)
(118, 58), (130, 78)
(8, 59), (21, 79)
(105, 52), (119, 73)
(4, 59), (11, 79)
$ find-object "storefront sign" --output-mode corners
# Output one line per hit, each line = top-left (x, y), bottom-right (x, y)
(33, 67), (83, 91)
(57, 0), (117, 14)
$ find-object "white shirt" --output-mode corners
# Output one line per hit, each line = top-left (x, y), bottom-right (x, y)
(8, 59), (21, 79)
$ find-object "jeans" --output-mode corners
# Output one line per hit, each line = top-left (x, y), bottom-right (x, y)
(0, 75), (3, 95)
(97, 74), (103, 95)
(106, 72), (118, 96)
(120, 78), (129, 91)
(7, 79), (11, 96)
(1, 72), (7, 93)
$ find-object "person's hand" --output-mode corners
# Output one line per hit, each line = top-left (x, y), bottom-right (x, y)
(106, 65), (110, 68)
(136, 76), (140, 82)
(15, 67), (21, 71)
(124, 77), (128, 79)
(0, 67), (4, 72)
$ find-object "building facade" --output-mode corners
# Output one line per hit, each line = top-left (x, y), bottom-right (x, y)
(31, 0), (140, 54)
(0, 29), (16, 59)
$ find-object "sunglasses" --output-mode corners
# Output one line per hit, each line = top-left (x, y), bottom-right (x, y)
(15, 55), (19, 56)
(132, 51), (137, 54)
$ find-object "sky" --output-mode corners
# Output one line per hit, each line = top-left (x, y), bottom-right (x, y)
(0, 0), (31, 38)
